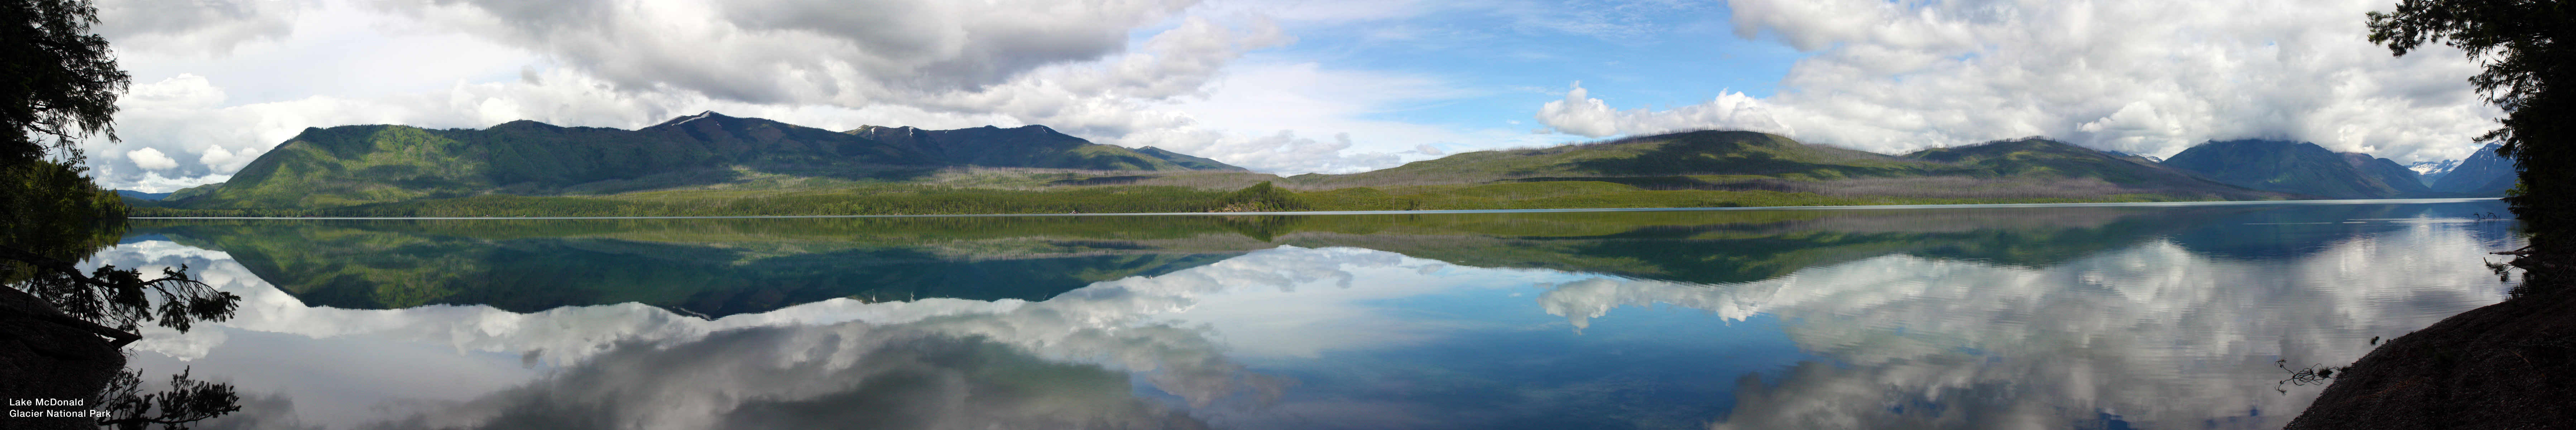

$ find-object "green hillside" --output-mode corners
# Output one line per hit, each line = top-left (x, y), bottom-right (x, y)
(178, 115), (929, 209)
(2160, 139), (2435, 199)
(1289, 130), (1927, 187)
(160, 112), (1243, 210)
(1283, 131), (2282, 202)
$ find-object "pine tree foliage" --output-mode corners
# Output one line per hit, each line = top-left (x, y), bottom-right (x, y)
(2369, 0), (2576, 291)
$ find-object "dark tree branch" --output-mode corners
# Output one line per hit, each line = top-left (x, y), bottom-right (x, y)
(1, 243), (235, 345)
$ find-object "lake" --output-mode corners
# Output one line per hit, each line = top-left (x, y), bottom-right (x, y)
(88, 199), (2523, 430)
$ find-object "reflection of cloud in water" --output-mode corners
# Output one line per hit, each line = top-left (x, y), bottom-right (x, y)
(366, 323), (1214, 430)
(193, 392), (322, 430)
(86, 243), (1415, 427)
(1532, 224), (2512, 429)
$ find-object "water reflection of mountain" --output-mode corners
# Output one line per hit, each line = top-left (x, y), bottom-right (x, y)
(1515, 204), (2523, 430)
(1281, 200), (2518, 285)
(133, 218), (1259, 317)
(130, 200), (2514, 317)
(91, 238), (1305, 430)
(2158, 200), (2520, 260)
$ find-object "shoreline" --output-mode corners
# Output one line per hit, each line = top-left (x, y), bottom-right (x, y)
(128, 197), (2502, 220)
(2286, 290), (2576, 429)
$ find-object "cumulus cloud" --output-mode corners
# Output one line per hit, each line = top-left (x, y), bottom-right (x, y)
(1538, 0), (2502, 162)
(368, 325), (1216, 430)
(1126, 129), (1406, 174)
(381, 0), (1196, 103)
(1131, 61), (1500, 173)
(1536, 81), (1789, 138)
(125, 147), (178, 169)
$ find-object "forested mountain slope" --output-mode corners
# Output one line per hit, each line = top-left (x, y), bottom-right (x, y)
(2160, 139), (2436, 199)
(165, 112), (1242, 209)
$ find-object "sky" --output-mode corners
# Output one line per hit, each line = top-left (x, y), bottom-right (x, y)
(83, 0), (2503, 192)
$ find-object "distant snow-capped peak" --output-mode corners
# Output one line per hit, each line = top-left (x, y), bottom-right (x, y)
(2409, 159), (2459, 176)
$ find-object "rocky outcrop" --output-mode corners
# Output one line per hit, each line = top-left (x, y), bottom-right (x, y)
(2286, 289), (2576, 429)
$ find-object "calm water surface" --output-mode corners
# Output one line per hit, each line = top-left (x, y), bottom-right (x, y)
(88, 199), (2524, 430)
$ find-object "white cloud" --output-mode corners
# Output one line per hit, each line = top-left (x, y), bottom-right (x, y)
(126, 147), (178, 170)
(379, 0), (1200, 104)
(1122, 129), (1404, 174)
(1538, 0), (2503, 163)
(196, 145), (243, 170)
(1536, 81), (1789, 138)
(1142, 61), (1554, 173)
(363, 0), (1310, 147)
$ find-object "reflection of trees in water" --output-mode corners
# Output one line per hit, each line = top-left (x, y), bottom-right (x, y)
(137, 219), (1263, 317)
(94, 367), (240, 430)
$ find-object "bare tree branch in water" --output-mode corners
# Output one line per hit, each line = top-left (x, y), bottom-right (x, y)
(1, 244), (240, 345)
(91, 366), (242, 430)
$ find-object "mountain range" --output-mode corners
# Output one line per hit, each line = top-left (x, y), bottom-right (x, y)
(1283, 130), (2278, 201)
(150, 112), (1242, 209)
(2159, 140), (2432, 199)
(126, 112), (2524, 216)
(2157, 139), (2517, 200)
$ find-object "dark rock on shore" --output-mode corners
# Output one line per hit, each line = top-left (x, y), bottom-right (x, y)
(2287, 290), (2576, 429)
(0, 287), (121, 430)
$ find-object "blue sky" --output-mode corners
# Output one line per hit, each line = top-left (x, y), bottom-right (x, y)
(86, 0), (2501, 191)
(1243, 0), (1807, 123)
